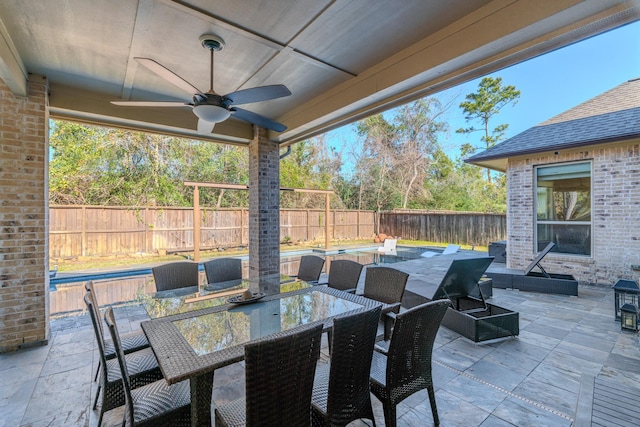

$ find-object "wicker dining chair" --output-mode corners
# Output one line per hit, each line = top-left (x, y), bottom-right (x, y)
(295, 255), (325, 283)
(84, 292), (164, 427)
(203, 257), (242, 290)
(369, 299), (450, 427)
(324, 259), (363, 292)
(215, 323), (324, 427)
(104, 306), (192, 427)
(311, 306), (381, 427)
(361, 266), (409, 340)
(151, 261), (199, 292)
(85, 281), (150, 382)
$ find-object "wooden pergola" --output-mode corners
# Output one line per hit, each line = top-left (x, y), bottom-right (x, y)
(184, 182), (334, 262)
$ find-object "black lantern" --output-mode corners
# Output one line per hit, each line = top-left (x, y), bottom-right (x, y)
(620, 303), (639, 332)
(613, 279), (640, 321)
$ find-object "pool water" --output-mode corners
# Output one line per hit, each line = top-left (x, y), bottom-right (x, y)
(51, 245), (436, 317)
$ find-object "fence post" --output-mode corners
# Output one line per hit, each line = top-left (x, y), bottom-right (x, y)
(81, 206), (86, 257)
(193, 186), (201, 262)
(145, 207), (150, 254)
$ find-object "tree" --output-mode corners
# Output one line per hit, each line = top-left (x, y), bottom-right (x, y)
(457, 76), (520, 182)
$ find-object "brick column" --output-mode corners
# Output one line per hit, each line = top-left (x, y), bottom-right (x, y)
(248, 127), (280, 294)
(0, 75), (50, 352)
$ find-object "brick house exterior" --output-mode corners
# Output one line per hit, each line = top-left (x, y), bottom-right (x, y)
(467, 78), (640, 285)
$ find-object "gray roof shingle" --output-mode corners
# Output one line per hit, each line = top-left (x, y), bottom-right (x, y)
(466, 78), (640, 163)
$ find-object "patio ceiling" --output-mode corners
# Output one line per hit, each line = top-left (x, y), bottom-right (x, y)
(1, 1), (638, 146)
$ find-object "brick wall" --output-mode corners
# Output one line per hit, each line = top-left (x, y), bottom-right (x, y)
(248, 126), (281, 294)
(0, 75), (50, 352)
(506, 141), (640, 285)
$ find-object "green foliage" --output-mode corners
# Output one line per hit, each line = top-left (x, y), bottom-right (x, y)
(49, 121), (248, 207)
(456, 76), (520, 183)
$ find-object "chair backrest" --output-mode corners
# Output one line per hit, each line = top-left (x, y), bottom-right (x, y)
(84, 280), (106, 337)
(363, 266), (409, 306)
(151, 261), (199, 291)
(386, 300), (450, 388)
(297, 255), (325, 282)
(245, 323), (323, 426)
(104, 307), (136, 426)
(383, 239), (397, 250)
(84, 291), (109, 371)
(203, 257), (242, 284)
(442, 244), (460, 255)
(327, 259), (363, 291)
(326, 306), (381, 424)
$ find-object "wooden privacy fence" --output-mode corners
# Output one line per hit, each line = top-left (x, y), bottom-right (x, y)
(49, 206), (376, 258)
(379, 210), (506, 246)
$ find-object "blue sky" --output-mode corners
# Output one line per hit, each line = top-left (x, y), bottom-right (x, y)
(326, 20), (640, 165)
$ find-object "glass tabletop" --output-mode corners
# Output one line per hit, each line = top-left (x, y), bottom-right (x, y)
(139, 277), (310, 318)
(173, 290), (364, 356)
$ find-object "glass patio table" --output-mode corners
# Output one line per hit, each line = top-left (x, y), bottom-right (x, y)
(139, 276), (309, 318)
(140, 285), (386, 427)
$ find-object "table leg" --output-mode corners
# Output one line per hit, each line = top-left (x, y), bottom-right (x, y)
(191, 372), (214, 427)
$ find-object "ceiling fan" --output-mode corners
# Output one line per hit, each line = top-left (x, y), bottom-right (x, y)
(111, 35), (291, 134)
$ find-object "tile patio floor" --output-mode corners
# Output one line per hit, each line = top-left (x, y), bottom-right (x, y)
(2, 254), (640, 426)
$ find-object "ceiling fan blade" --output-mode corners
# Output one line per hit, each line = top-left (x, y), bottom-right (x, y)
(197, 119), (216, 134)
(135, 57), (205, 97)
(224, 84), (291, 105)
(111, 101), (191, 107)
(231, 107), (287, 132)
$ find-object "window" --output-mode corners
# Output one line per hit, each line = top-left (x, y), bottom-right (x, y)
(535, 162), (591, 256)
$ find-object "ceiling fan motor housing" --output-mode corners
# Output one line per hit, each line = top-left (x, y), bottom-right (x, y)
(200, 34), (225, 51)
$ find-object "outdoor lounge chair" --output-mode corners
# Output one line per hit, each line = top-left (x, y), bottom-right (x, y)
(84, 281), (150, 383)
(485, 241), (578, 295)
(370, 299), (450, 427)
(203, 257), (242, 291)
(151, 261), (199, 292)
(294, 255), (325, 283)
(215, 323), (323, 426)
(104, 307), (191, 427)
(311, 306), (381, 427)
(84, 292), (163, 427)
(377, 238), (397, 254)
(421, 244), (460, 258)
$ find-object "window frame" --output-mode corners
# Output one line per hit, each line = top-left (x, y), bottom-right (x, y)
(534, 161), (593, 257)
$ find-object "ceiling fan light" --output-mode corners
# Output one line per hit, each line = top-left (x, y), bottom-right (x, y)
(193, 105), (230, 123)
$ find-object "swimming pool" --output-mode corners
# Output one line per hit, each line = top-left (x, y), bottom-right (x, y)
(50, 245), (436, 316)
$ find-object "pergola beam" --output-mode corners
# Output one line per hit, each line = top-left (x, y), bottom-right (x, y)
(184, 182), (333, 261)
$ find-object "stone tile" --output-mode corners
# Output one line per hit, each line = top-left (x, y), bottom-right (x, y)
(482, 346), (541, 377)
(21, 377), (91, 425)
(512, 375), (577, 417)
(440, 374), (508, 412)
(465, 359), (527, 392)
(426, 389), (490, 427)
(479, 415), (518, 427)
(542, 349), (603, 377)
(40, 349), (93, 377)
(526, 362), (581, 394)
(434, 345), (479, 371)
(491, 396), (572, 427)
(46, 338), (94, 359)
(553, 340), (609, 365)
(516, 329), (561, 351)
(524, 322), (570, 340)
(0, 377), (37, 427)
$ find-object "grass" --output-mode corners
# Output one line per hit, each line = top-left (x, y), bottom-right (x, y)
(50, 239), (488, 273)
